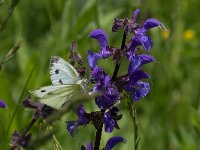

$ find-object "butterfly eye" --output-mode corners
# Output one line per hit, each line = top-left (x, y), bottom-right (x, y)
(41, 90), (46, 92)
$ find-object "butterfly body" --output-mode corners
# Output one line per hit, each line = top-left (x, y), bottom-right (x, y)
(30, 56), (88, 110)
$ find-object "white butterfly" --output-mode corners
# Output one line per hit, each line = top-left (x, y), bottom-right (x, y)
(30, 56), (88, 110)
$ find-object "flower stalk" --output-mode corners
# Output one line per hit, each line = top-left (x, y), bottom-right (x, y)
(112, 29), (127, 81)
(11, 8), (162, 150)
(94, 122), (103, 150)
(127, 95), (140, 150)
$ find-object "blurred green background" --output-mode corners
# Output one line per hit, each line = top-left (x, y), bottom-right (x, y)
(0, 0), (200, 149)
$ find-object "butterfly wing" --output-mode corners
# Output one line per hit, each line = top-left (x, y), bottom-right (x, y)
(30, 84), (86, 110)
(50, 56), (80, 85)
(29, 85), (68, 98)
(30, 56), (88, 109)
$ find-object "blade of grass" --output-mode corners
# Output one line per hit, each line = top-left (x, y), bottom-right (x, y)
(0, 0), (21, 33)
(0, 41), (22, 70)
(1, 66), (34, 149)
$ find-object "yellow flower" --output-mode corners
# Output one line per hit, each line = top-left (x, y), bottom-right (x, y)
(161, 30), (170, 40)
(183, 29), (196, 41)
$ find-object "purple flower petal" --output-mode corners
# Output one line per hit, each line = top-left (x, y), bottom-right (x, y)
(87, 50), (101, 69)
(133, 81), (150, 100)
(89, 29), (108, 52)
(85, 142), (93, 150)
(0, 99), (6, 108)
(128, 57), (141, 74)
(138, 54), (155, 65)
(135, 33), (152, 51)
(76, 105), (89, 125)
(93, 82), (103, 93)
(142, 18), (161, 31)
(76, 105), (85, 116)
(95, 87), (119, 110)
(66, 121), (78, 137)
(128, 54), (154, 73)
(110, 107), (119, 116)
(103, 107), (120, 133)
(129, 70), (150, 85)
(142, 36), (153, 51)
(103, 111), (116, 133)
(138, 34), (148, 43)
(125, 81), (150, 101)
(129, 37), (142, 52)
(91, 66), (104, 81)
(93, 71), (119, 109)
(66, 106), (89, 137)
(89, 29), (112, 59)
(133, 18), (160, 51)
(104, 75), (111, 88)
(105, 136), (125, 150)
(132, 9), (140, 19)
(100, 49), (112, 58)
(125, 50), (134, 61)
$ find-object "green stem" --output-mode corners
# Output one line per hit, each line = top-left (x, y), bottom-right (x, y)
(0, 0), (20, 33)
(1, 67), (34, 149)
(127, 94), (140, 150)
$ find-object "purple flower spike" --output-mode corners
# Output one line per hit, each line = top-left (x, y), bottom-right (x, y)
(105, 136), (125, 150)
(0, 99), (6, 108)
(132, 9), (140, 19)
